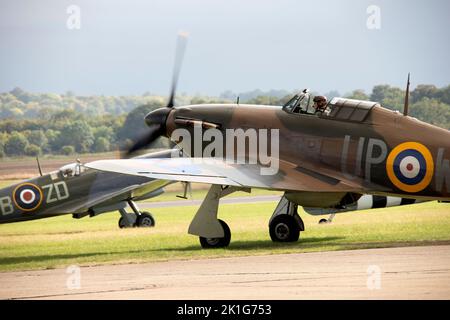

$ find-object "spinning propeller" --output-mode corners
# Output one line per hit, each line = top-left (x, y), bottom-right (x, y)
(125, 32), (188, 157)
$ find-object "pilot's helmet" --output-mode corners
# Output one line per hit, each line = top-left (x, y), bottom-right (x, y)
(313, 96), (327, 103)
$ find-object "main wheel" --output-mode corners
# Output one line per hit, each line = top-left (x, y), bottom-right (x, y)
(118, 217), (134, 228)
(269, 215), (300, 242)
(319, 218), (329, 224)
(199, 219), (231, 248)
(136, 212), (155, 227)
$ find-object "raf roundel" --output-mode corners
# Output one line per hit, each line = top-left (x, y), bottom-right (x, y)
(386, 142), (434, 193)
(12, 183), (43, 212)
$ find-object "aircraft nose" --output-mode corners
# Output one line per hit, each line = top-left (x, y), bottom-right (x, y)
(145, 107), (171, 128)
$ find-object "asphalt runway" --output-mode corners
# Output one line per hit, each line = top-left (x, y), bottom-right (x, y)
(1, 245), (449, 299)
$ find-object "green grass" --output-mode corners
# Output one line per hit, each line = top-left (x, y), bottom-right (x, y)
(0, 200), (449, 272)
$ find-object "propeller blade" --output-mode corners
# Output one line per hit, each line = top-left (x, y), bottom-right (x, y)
(167, 31), (188, 108)
(124, 124), (163, 157)
(125, 32), (188, 156)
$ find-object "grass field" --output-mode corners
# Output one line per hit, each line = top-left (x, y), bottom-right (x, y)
(0, 194), (449, 272)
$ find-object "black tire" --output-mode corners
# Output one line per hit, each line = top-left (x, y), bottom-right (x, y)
(199, 219), (231, 248)
(136, 212), (155, 227)
(269, 215), (300, 242)
(118, 217), (129, 228)
(318, 218), (329, 224)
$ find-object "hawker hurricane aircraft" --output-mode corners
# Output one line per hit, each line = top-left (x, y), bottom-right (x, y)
(86, 34), (449, 248)
(0, 149), (181, 227)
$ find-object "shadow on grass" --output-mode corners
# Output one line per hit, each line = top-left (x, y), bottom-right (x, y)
(0, 236), (344, 267)
(0, 252), (108, 267)
(141, 238), (450, 253)
(150, 236), (345, 252)
(3, 238), (449, 270)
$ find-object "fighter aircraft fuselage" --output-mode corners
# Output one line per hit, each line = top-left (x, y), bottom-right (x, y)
(0, 165), (167, 224)
(163, 99), (450, 201)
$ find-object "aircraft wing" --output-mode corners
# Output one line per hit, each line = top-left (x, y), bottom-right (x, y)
(85, 158), (370, 193)
(50, 182), (151, 214)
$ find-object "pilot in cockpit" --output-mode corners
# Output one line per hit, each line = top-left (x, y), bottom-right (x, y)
(312, 96), (328, 115)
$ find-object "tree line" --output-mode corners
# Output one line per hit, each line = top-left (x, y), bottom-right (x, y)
(0, 84), (448, 158)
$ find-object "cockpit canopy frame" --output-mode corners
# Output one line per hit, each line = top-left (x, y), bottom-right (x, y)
(282, 90), (313, 114)
(319, 97), (380, 122)
(283, 91), (379, 122)
(59, 162), (87, 178)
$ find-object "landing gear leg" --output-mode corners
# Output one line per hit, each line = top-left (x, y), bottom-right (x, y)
(189, 185), (248, 248)
(269, 195), (304, 242)
(128, 200), (155, 227)
(117, 201), (155, 228)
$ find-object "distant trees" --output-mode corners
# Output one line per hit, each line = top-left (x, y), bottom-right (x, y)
(118, 104), (162, 142)
(1, 87), (172, 121)
(0, 85), (448, 158)
(246, 95), (290, 106)
(346, 89), (369, 100)
(93, 137), (110, 153)
(410, 98), (450, 129)
(118, 103), (169, 149)
(61, 145), (75, 155)
(4, 132), (29, 156)
(24, 130), (48, 151)
(351, 84), (450, 128)
(25, 144), (41, 156)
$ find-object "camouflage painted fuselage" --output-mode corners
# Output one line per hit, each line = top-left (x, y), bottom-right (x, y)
(0, 169), (169, 224)
(0, 149), (179, 224)
(164, 100), (450, 201)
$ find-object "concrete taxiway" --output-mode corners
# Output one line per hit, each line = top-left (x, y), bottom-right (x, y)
(1, 245), (449, 299)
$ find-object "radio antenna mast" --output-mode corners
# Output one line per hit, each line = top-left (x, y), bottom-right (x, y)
(403, 73), (410, 116)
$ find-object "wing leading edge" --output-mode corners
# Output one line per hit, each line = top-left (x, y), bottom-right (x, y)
(85, 158), (369, 193)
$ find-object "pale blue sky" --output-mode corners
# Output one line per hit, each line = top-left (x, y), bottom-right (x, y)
(0, 0), (449, 96)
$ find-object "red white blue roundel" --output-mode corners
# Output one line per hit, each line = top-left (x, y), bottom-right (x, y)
(12, 183), (43, 212)
(386, 142), (434, 193)
(393, 149), (426, 185)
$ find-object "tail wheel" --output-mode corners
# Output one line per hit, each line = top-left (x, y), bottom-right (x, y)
(136, 212), (155, 227)
(199, 219), (231, 249)
(269, 215), (300, 242)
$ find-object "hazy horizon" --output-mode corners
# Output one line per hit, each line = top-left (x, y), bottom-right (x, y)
(1, 0), (449, 97)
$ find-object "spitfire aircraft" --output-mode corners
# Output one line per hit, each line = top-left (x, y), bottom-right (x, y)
(0, 149), (181, 227)
(86, 34), (450, 248)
